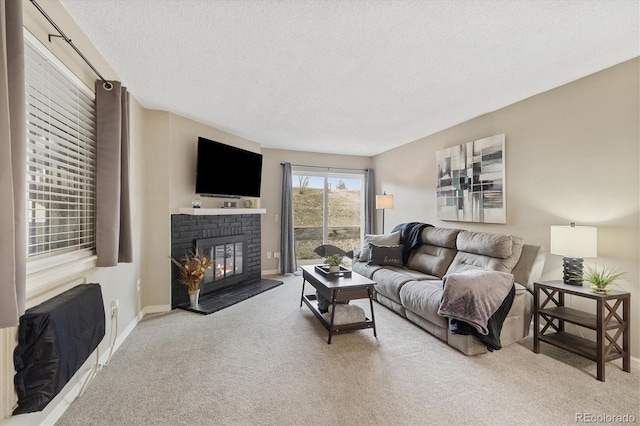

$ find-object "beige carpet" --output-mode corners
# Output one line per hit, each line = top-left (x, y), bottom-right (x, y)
(57, 274), (639, 426)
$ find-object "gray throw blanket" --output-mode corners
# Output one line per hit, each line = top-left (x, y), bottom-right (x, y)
(437, 269), (515, 336)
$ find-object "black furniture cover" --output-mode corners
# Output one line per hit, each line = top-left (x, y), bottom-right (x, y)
(13, 283), (105, 415)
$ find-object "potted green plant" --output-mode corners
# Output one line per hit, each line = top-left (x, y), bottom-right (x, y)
(575, 264), (627, 294)
(324, 254), (344, 273)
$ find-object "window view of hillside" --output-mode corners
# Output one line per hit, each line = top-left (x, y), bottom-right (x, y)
(292, 174), (362, 265)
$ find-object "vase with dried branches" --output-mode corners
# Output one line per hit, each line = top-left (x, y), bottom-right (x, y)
(170, 249), (212, 306)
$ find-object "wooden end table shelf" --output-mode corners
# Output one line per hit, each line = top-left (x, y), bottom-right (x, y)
(533, 280), (631, 381)
(299, 265), (377, 344)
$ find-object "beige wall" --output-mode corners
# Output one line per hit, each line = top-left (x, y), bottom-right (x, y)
(373, 58), (640, 359)
(142, 110), (171, 308)
(166, 114), (262, 211)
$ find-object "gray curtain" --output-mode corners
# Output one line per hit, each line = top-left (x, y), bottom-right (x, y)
(364, 168), (375, 235)
(0, 0), (26, 328)
(96, 81), (133, 267)
(280, 163), (297, 273)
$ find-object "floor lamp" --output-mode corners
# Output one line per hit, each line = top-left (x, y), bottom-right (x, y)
(375, 192), (394, 234)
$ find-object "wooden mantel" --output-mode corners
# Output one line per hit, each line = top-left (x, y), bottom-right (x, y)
(178, 207), (267, 215)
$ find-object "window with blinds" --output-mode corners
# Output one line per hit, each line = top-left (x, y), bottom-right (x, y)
(24, 34), (97, 270)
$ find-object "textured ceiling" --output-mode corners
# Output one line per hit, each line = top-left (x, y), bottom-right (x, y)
(58, 0), (639, 156)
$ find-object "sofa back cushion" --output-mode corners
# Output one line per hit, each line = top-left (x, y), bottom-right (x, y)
(455, 230), (514, 258)
(357, 231), (401, 262)
(405, 228), (460, 278)
(407, 245), (457, 278)
(446, 231), (524, 275)
(420, 227), (460, 248)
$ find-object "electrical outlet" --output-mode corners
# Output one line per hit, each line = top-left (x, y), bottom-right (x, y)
(267, 251), (272, 259)
(274, 252), (280, 259)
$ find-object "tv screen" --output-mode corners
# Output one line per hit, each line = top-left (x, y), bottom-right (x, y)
(195, 137), (263, 198)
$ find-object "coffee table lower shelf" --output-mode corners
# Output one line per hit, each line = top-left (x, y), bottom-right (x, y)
(303, 294), (375, 336)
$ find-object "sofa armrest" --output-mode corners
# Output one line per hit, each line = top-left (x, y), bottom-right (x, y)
(511, 244), (547, 293)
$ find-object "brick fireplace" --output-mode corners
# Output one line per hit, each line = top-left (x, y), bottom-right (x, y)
(170, 211), (262, 309)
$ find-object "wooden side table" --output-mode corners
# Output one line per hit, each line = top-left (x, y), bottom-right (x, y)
(533, 280), (631, 381)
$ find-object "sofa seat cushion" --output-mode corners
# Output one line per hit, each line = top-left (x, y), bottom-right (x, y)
(372, 266), (424, 303)
(447, 231), (524, 275)
(353, 261), (437, 283)
(399, 280), (448, 329)
(352, 261), (382, 279)
(513, 282), (527, 296)
(373, 266), (439, 282)
(375, 292), (406, 317)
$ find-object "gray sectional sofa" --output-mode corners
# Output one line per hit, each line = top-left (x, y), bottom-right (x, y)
(352, 225), (546, 355)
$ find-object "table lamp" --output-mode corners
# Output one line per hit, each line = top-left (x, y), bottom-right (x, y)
(375, 192), (394, 233)
(550, 223), (597, 285)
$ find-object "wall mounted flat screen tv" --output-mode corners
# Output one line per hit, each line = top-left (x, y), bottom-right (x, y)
(195, 137), (263, 198)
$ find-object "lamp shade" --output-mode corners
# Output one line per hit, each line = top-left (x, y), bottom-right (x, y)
(550, 225), (597, 258)
(375, 194), (394, 210)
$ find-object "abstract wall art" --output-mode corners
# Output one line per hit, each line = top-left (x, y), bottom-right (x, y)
(436, 134), (506, 224)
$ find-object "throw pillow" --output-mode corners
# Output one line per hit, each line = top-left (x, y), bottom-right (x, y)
(358, 231), (401, 262)
(368, 244), (404, 267)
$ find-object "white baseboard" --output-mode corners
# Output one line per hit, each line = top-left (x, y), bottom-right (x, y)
(142, 304), (171, 315)
(630, 355), (639, 371)
(261, 269), (279, 276)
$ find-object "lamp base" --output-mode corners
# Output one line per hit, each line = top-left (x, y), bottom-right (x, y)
(562, 257), (584, 285)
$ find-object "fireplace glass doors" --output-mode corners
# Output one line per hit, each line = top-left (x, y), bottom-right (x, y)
(212, 241), (243, 281)
(196, 235), (248, 292)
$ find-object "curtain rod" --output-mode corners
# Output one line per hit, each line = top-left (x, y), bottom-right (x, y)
(30, 0), (113, 90)
(281, 163), (367, 172)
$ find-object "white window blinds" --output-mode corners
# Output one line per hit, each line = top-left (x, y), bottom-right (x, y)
(24, 34), (97, 266)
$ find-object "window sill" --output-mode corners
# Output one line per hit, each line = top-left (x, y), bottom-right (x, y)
(26, 255), (98, 307)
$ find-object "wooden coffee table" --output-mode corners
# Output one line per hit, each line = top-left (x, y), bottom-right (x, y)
(299, 265), (377, 344)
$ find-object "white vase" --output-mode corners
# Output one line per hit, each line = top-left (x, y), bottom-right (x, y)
(188, 289), (200, 307)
